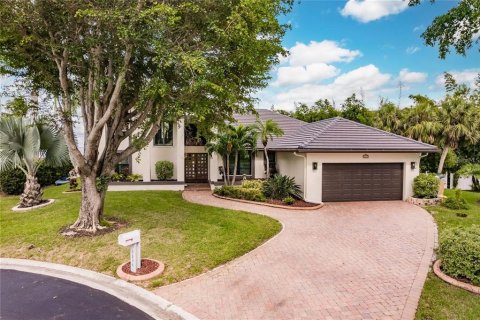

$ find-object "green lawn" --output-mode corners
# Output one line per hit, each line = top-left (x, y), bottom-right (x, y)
(0, 185), (281, 287)
(415, 189), (480, 320)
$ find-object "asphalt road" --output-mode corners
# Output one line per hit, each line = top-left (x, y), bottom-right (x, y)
(0, 269), (154, 320)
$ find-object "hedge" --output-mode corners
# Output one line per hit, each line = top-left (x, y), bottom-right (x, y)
(440, 226), (480, 285)
(0, 163), (73, 195)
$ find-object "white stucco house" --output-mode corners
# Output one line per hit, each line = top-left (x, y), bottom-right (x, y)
(106, 109), (438, 203)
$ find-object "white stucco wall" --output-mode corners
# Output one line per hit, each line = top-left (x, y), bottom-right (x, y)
(276, 152), (306, 195)
(301, 152), (421, 203)
(254, 151), (266, 179)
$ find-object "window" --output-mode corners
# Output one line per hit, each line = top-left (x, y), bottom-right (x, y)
(154, 122), (174, 146)
(228, 153), (252, 175)
(115, 158), (130, 175)
(266, 151), (277, 175)
(185, 124), (206, 146)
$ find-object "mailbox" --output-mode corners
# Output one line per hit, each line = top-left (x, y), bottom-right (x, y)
(118, 230), (141, 272)
(118, 230), (140, 246)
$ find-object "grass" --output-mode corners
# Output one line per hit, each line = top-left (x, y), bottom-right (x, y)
(415, 189), (480, 320)
(0, 184), (281, 287)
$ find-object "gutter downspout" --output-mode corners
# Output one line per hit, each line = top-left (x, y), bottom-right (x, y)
(293, 152), (307, 201)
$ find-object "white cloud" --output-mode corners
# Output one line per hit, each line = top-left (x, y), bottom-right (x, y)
(406, 46), (420, 55)
(398, 69), (427, 83)
(274, 63), (339, 86)
(435, 69), (480, 88)
(273, 64), (391, 109)
(413, 25), (424, 32)
(341, 0), (409, 23)
(288, 40), (361, 66)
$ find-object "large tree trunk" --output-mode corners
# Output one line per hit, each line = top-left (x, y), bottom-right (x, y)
(264, 147), (269, 178)
(20, 174), (43, 207)
(437, 146), (449, 174)
(70, 174), (105, 232)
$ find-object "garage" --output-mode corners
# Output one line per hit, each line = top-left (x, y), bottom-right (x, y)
(322, 163), (404, 202)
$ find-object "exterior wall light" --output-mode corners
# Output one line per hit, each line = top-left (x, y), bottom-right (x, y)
(411, 162), (416, 170)
(312, 162), (318, 170)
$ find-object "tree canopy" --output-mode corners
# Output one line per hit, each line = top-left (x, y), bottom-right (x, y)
(409, 0), (480, 59)
(0, 0), (292, 232)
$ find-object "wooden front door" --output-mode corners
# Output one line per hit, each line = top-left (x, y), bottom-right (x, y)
(185, 153), (209, 182)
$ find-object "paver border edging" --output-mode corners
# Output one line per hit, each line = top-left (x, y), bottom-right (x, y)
(212, 193), (324, 210)
(0, 258), (199, 320)
(400, 206), (437, 320)
(11, 199), (55, 212)
(433, 259), (480, 295)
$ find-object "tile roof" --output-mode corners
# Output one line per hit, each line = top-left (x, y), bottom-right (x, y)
(235, 110), (438, 153)
(233, 109), (306, 149)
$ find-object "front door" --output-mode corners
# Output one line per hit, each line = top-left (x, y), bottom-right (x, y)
(185, 153), (209, 182)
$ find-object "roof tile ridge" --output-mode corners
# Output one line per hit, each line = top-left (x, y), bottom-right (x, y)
(299, 117), (340, 149)
(337, 117), (438, 149)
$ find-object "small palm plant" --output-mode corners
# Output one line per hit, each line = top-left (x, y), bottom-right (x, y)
(0, 116), (69, 207)
(263, 174), (301, 200)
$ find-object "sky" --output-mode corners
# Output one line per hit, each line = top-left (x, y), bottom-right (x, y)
(256, 0), (479, 111)
(1, 0), (478, 112)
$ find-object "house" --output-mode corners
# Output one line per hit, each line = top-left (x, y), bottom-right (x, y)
(107, 109), (438, 203)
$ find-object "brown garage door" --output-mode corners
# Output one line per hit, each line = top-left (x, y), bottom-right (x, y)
(322, 163), (403, 202)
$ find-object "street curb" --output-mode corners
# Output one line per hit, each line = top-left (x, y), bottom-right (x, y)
(0, 258), (199, 320)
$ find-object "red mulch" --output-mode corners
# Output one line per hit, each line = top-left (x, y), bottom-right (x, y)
(122, 259), (160, 276)
(265, 198), (318, 208)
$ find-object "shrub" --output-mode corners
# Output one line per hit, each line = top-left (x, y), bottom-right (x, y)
(126, 174), (142, 182)
(241, 179), (264, 190)
(36, 163), (73, 186)
(155, 161), (174, 180)
(439, 226), (480, 285)
(214, 185), (265, 202)
(282, 196), (295, 205)
(111, 172), (125, 182)
(443, 189), (469, 210)
(69, 178), (79, 190)
(0, 167), (25, 195)
(413, 173), (440, 199)
(0, 162), (73, 195)
(262, 174), (301, 200)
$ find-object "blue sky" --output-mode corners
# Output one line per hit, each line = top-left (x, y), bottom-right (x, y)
(257, 0), (479, 110)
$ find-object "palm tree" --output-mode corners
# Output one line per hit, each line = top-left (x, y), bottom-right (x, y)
(436, 95), (480, 173)
(403, 95), (441, 144)
(206, 126), (235, 185)
(254, 119), (284, 177)
(229, 124), (257, 184)
(0, 116), (69, 207)
(374, 101), (403, 135)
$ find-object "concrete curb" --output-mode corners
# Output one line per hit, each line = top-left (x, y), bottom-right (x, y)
(11, 199), (55, 212)
(433, 260), (480, 295)
(0, 258), (199, 320)
(213, 194), (324, 210)
(400, 207), (438, 320)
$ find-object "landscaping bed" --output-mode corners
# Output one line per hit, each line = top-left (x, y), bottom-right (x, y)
(415, 189), (480, 320)
(213, 176), (320, 209)
(0, 184), (281, 288)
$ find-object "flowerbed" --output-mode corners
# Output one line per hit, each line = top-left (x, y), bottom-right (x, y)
(214, 176), (318, 208)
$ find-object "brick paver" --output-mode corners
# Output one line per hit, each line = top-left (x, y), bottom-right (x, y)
(155, 191), (436, 320)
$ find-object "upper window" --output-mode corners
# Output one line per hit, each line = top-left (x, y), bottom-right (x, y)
(185, 124), (206, 146)
(154, 122), (174, 146)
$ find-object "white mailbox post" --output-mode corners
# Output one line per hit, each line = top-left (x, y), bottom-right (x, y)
(118, 229), (141, 272)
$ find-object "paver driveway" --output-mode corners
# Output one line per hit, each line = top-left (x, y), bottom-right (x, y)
(155, 191), (436, 320)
